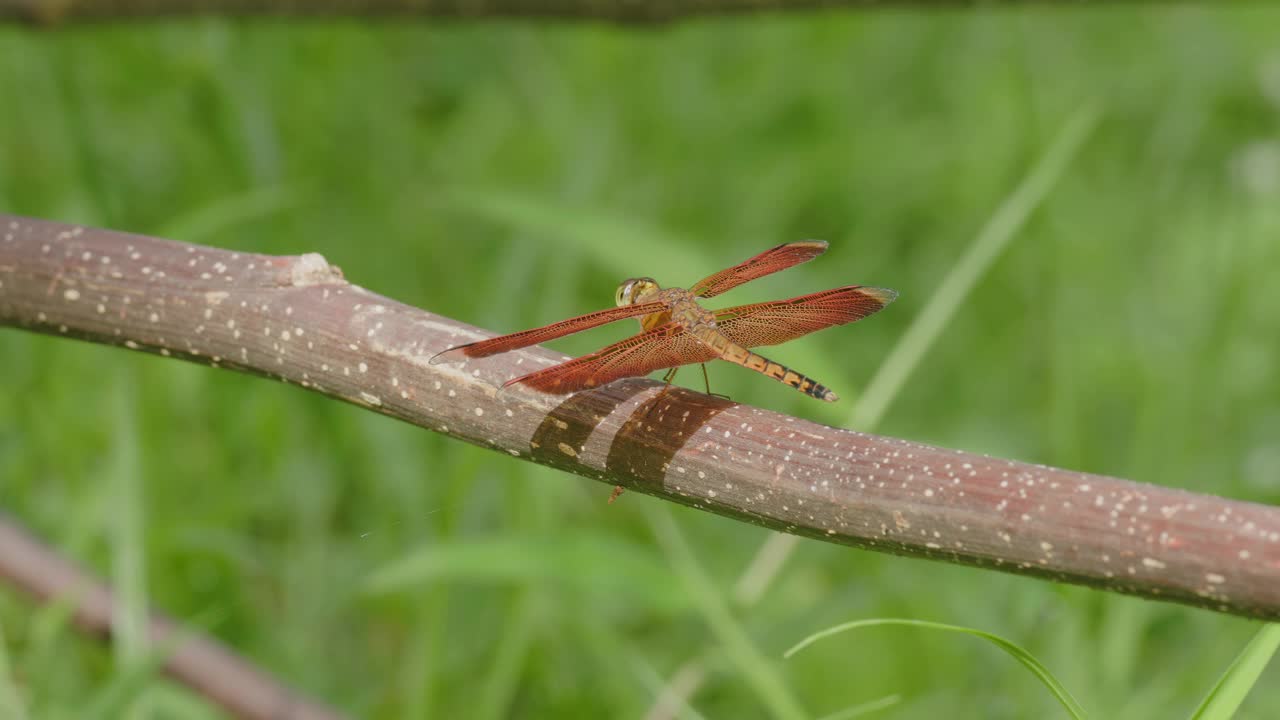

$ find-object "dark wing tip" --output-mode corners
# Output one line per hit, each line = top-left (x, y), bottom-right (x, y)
(859, 286), (899, 307)
(430, 345), (473, 365)
(503, 372), (573, 395)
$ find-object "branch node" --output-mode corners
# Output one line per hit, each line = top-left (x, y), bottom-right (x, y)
(285, 252), (344, 287)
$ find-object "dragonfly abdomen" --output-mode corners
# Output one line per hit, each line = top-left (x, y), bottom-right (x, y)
(694, 328), (838, 402)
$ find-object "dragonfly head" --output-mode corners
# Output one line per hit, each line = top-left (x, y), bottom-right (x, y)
(616, 277), (660, 306)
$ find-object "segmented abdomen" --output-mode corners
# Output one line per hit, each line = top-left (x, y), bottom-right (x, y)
(693, 327), (838, 402)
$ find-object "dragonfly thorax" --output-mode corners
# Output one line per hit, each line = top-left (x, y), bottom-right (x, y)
(615, 277), (661, 307)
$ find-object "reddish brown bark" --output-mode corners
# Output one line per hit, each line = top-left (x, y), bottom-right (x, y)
(0, 0), (1136, 26)
(0, 514), (349, 720)
(1, 213), (1278, 629)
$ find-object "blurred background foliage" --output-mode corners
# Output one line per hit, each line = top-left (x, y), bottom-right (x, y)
(2, 5), (1280, 719)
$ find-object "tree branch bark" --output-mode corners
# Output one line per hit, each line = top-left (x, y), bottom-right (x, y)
(0, 512), (348, 720)
(2, 213), (1279, 625)
(0, 0), (1191, 25)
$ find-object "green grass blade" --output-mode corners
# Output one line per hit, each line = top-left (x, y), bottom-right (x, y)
(19, 592), (81, 707)
(0, 620), (30, 720)
(78, 607), (220, 720)
(1189, 623), (1280, 720)
(632, 653), (714, 720)
(648, 506), (809, 720)
(785, 618), (1089, 720)
(814, 694), (901, 720)
(106, 371), (150, 719)
(474, 590), (538, 720)
(362, 532), (691, 614)
(80, 648), (168, 720)
(849, 103), (1103, 429)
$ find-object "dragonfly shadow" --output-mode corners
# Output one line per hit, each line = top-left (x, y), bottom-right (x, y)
(528, 381), (737, 496)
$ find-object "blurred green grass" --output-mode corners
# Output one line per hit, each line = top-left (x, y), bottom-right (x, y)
(2, 7), (1280, 718)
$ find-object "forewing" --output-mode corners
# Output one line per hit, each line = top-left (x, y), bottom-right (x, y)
(689, 241), (829, 299)
(715, 286), (897, 349)
(505, 323), (717, 394)
(431, 301), (667, 364)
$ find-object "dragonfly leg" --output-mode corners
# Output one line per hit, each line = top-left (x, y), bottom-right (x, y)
(639, 367), (680, 424)
(652, 366), (679, 402)
(699, 363), (732, 400)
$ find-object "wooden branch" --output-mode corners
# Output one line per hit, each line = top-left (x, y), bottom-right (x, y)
(2, 213), (1279, 623)
(0, 512), (348, 720)
(0, 0), (1183, 25)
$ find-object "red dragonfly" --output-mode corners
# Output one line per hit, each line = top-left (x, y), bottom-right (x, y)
(431, 241), (896, 402)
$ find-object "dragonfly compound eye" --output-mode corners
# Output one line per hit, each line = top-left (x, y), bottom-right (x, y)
(616, 278), (658, 306)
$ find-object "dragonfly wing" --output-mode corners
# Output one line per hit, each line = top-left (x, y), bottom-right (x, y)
(431, 301), (668, 364)
(689, 241), (829, 299)
(505, 323), (717, 394)
(715, 285), (897, 348)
